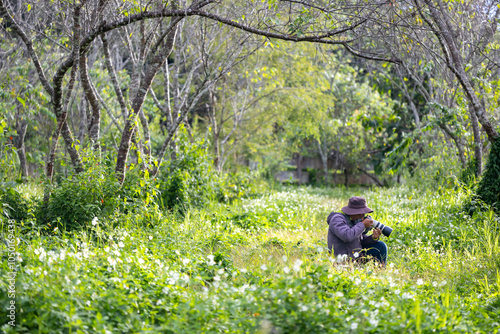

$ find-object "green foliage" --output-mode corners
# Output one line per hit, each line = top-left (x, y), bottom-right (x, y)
(36, 153), (159, 231)
(458, 158), (477, 186)
(3, 185), (500, 333)
(158, 131), (218, 212)
(477, 138), (500, 210)
(216, 170), (268, 203)
(0, 183), (31, 220)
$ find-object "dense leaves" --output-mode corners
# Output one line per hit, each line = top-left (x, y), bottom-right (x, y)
(477, 138), (500, 211)
(1, 185), (499, 333)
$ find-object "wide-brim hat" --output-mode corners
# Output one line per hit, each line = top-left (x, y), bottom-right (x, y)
(341, 196), (373, 215)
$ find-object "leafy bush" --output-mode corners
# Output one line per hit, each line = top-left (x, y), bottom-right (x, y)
(477, 138), (500, 211)
(458, 158), (478, 186)
(157, 132), (219, 212)
(0, 182), (31, 220)
(36, 155), (159, 231)
(216, 170), (268, 203)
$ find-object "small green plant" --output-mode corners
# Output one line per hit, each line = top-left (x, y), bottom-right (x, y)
(477, 138), (500, 211)
(157, 130), (219, 212)
(36, 153), (159, 230)
(0, 183), (31, 220)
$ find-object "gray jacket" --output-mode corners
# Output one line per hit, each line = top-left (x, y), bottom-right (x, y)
(327, 212), (377, 258)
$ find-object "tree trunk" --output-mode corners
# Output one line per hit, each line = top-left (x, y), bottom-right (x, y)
(80, 54), (101, 151)
(317, 139), (329, 184)
(115, 19), (180, 183)
(344, 168), (349, 188)
(469, 104), (483, 176)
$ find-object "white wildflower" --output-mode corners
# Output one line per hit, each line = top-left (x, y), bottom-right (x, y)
(369, 318), (379, 327)
(118, 241), (125, 248)
(283, 266), (290, 274)
(107, 256), (117, 267)
(402, 292), (414, 300)
(260, 264), (268, 271)
(293, 259), (303, 272)
(336, 254), (348, 264)
(417, 279), (424, 286)
(92, 217), (99, 226)
(335, 291), (344, 298)
(207, 255), (216, 266)
(182, 258), (190, 266)
(351, 323), (358, 330)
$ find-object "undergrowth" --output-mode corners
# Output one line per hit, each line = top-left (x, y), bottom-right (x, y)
(1, 185), (499, 333)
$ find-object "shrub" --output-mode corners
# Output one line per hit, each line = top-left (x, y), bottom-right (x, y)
(157, 131), (219, 212)
(477, 138), (500, 211)
(216, 170), (268, 203)
(36, 155), (159, 231)
(0, 182), (31, 220)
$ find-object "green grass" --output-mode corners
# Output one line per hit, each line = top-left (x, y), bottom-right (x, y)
(1, 185), (499, 333)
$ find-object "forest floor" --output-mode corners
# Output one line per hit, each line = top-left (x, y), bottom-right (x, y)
(2, 185), (500, 333)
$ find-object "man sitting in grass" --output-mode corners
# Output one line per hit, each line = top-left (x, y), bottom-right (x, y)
(327, 196), (387, 265)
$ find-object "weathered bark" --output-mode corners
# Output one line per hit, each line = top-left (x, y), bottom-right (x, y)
(45, 6), (84, 189)
(79, 54), (101, 151)
(45, 56), (84, 200)
(468, 104), (483, 176)
(115, 19), (181, 182)
(101, 33), (128, 116)
(77, 97), (88, 143)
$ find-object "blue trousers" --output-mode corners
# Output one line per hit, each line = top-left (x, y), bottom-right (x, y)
(362, 241), (388, 264)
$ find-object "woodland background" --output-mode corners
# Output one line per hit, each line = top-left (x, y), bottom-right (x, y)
(1, 0), (500, 333)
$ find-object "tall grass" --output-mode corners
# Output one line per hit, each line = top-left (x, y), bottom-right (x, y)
(1, 184), (499, 333)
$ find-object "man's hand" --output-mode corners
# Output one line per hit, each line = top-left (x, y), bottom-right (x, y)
(362, 217), (373, 229)
(372, 228), (382, 240)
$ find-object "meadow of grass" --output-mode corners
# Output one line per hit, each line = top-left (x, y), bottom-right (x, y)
(1, 184), (500, 333)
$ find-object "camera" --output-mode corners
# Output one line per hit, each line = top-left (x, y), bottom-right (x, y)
(365, 215), (393, 237)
